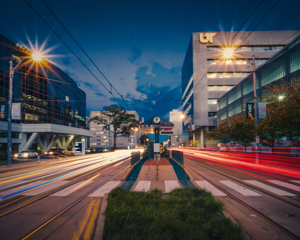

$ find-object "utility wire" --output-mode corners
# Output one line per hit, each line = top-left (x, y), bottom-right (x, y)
(23, 0), (125, 108)
(41, 0), (129, 109)
(192, 0), (280, 101)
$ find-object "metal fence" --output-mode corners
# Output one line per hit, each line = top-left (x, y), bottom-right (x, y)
(171, 150), (184, 166)
(131, 151), (141, 166)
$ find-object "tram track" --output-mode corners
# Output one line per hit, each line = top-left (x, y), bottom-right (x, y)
(184, 156), (300, 240)
(0, 156), (130, 217)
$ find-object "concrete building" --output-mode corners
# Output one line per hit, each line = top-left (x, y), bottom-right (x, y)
(182, 30), (299, 147)
(217, 33), (300, 125)
(169, 109), (182, 136)
(89, 110), (141, 149)
(0, 33), (94, 158)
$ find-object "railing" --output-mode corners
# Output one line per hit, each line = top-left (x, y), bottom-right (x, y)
(171, 150), (184, 166)
(131, 151), (141, 166)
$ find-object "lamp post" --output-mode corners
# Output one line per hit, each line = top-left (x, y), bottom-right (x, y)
(222, 48), (259, 146)
(7, 52), (42, 167)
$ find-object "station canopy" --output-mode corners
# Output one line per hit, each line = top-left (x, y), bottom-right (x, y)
(140, 116), (174, 134)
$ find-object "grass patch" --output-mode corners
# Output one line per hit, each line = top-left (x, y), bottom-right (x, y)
(103, 187), (245, 240)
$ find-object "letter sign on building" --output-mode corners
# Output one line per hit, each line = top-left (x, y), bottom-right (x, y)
(199, 33), (217, 44)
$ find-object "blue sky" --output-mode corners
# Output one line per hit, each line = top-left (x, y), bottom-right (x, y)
(1, 0), (300, 124)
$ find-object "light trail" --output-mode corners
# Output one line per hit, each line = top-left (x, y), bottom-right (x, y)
(0, 150), (141, 200)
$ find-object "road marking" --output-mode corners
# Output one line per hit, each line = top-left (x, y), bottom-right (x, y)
(51, 180), (93, 197)
(267, 180), (300, 192)
(164, 180), (180, 193)
(23, 181), (69, 196)
(84, 199), (101, 240)
(291, 180), (300, 185)
(244, 180), (296, 196)
(0, 181), (44, 196)
(195, 181), (226, 196)
(88, 181), (121, 197)
(134, 181), (151, 192)
(219, 180), (261, 196)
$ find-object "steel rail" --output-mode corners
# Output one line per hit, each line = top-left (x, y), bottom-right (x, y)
(184, 157), (300, 240)
(0, 156), (130, 218)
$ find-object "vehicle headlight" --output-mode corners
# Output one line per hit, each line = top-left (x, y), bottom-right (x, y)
(44, 152), (47, 154)
(49, 152), (53, 155)
(14, 154), (18, 157)
(24, 153), (29, 157)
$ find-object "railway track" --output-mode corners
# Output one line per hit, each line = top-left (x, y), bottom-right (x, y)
(184, 156), (300, 240)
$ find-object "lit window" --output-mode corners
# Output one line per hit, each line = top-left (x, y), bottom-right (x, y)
(208, 86), (234, 91)
(66, 96), (69, 102)
(208, 99), (218, 104)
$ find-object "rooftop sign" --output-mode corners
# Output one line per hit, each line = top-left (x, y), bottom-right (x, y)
(199, 33), (217, 44)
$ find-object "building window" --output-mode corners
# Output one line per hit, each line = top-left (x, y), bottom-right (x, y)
(66, 96), (69, 102)
(208, 112), (217, 117)
(207, 59), (268, 65)
(207, 46), (284, 52)
(207, 72), (250, 79)
(208, 86), (234, 91)
(208, 99), (218, 104)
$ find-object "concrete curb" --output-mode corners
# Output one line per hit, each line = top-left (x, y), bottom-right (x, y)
(170, 157), (194, 181)
(93, 193), (109, 240)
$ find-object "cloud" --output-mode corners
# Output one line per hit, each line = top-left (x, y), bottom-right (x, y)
(129, 47), (142, 63)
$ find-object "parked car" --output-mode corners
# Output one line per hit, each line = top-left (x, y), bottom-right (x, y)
(15, 150), (38, 158)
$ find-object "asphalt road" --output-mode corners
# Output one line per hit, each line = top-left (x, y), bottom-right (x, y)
(0, 150), (139, 240)
(180, 149), (300, 240)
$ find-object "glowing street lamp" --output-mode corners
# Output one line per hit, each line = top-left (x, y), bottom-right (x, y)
(7, 51), (43, 167)
(222, 47), (259, 144)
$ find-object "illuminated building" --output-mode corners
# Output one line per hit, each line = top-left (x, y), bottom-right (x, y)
(182, 30), (299, 147)
(217, 34), (300, 124)
(0, 33), (94, 157)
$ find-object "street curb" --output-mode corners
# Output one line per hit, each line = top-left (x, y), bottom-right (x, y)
(170, 157), (194, 181)
(93, 193), (109, 240)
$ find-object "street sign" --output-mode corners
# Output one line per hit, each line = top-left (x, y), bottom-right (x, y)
(246, 103), (254, 119)
(258, 102), (266, 119)
(0, 103), (8, 120)
(12, 103), (21, 120)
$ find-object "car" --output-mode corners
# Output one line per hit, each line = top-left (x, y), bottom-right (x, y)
(45, 148), (65, 155)
(15, 150), (38, 158)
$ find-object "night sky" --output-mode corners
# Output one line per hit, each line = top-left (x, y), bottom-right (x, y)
(1, 0), (300, 122)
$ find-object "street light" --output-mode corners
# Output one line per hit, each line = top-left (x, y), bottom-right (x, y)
(222, 48), (258, 145)
(7, 52), (43, 167)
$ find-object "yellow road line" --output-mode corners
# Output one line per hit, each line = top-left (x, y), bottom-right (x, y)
(84, 199), (101, 240)
(72, 200), (95, 240)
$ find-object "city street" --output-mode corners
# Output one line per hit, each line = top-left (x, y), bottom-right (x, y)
(180, 149), (300, 240)
(0, 151), (136, 240)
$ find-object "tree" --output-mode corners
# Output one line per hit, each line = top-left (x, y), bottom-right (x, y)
(89, 105), (140, 148)
(259, 81), (300, 142)
(207, 114), (255, 146)
(139, 134), (150, 146)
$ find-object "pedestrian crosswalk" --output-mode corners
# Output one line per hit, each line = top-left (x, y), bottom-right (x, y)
(1, 178), (300, 199)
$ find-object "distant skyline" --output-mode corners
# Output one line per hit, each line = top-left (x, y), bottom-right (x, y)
(1, 0), (300, 122)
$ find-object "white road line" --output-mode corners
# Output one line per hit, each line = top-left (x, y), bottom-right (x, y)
(0, 181), (45, 196)
(267, 180), (300, 192)
(195, 181), (226, 196)
(134, 181), (151, 192)
(291, 180), (300, 185)
(51, 180), (93, 197)
(88, 181), (121, 197)
(220, 180), (261, 196)
(244, 180), (296, 196)
(164, 180), (180, 193)
(23, 181), (69, 196)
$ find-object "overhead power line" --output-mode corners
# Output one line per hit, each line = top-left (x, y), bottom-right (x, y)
(41, 0), (129, 109)
(23, 0), (126, 109)
(193, 0), (281, 100)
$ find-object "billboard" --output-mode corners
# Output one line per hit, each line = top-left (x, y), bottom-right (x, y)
(12, 103), (21, 120)
(0, 103), (8, 120)
(246, 103), (254, 119)
(258, 102), (266, 119)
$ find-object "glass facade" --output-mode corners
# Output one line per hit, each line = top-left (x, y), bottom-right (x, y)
(207, 59), (268, 65)
(0, 34), (86, 129)
(217, 35), (300, 122)
(207, 45), (284, 52)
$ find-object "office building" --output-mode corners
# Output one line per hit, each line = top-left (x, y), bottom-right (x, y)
(182, 30), (299, 147)
(0, 33), (94, 158)
(217, 34), (300, 123)
(89, 110), (140, 149)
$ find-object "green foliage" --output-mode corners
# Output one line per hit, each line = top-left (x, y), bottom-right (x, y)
(103, 187), (245, 240)
(207, 114), (255, 145)
(89, 105), (140, 148)
(139, 134), (150, 145)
